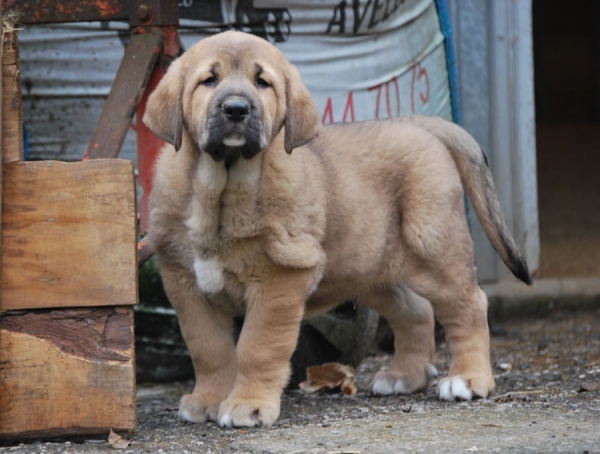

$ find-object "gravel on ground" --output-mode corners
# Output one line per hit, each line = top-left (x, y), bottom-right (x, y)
(2, 308), (599, 454)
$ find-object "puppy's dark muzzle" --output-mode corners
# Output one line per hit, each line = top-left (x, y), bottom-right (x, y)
(222, 101), (250, 123)
(203, 91), (263, 166)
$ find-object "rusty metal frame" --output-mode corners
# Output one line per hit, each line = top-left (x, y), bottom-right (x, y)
(1, 0), (179, 25)
(1, 0), (129, 24)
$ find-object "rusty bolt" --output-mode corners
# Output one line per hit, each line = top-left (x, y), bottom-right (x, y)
(136, 4), (153, 22)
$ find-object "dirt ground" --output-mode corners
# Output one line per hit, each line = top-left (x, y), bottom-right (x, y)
(2, 307), (599, 454)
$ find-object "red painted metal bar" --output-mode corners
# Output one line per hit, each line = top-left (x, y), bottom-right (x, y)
(137, 237), (153, 266)
(136, 26), (182, 236)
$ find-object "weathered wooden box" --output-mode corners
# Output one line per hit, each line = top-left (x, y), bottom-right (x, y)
(0, 160), (138, 439)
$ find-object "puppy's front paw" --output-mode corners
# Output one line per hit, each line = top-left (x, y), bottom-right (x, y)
(218, 396), (280, 428)
(437, 374), (495, 401)
(179, 393), (221, 423)
(371, 364), (438, 395)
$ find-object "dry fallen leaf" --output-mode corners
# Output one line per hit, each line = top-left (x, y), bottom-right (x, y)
(108, 428), (130, 449)
(299, 363), (357, 396)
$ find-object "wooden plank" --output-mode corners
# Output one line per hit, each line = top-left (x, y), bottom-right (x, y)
(1, 4), (4, 314)
(2, 22), (23, 162)
(0, 306), (137, 438)
(1, 159), (138, 311)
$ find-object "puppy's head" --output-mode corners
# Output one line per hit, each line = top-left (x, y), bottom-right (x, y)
(143, 31), (319, 165)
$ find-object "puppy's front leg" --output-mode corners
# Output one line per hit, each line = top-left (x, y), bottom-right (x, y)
(218, 268), (316, 428)
(160, 263), (237, 423)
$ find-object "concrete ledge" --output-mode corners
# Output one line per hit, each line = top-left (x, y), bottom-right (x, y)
(483, 277), (600, 318)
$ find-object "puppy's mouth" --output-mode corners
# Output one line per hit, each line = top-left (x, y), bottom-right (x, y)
(222, 133), (247, 148)
(219, 133), (250, 169)
(204, 120), (263, 167)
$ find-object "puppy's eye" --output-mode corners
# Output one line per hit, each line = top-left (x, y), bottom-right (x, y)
(256, 77), (270, 89)
(200, 76), (217, 87)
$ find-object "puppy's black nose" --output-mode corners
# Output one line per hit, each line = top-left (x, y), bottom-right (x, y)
(222, 101), (250, 122)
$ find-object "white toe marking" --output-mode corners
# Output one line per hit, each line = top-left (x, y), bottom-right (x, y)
(193, 256), (224, 294)
(393, 380), (410, 394)
(219, 413), (231, 427)
(438, 377), (473, 401)
(223, 134), (246, 147)
(371, 378), (394, 395)
(179, 408), (193, 422)
(451, 377), (473, 401)
(439, 379), (453, 400)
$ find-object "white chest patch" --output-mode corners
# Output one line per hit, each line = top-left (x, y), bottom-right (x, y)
(193, 256), (225, 294)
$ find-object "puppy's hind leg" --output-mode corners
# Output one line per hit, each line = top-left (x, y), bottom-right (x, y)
(160, 263), (238, 423)
(362, 286), (437, 395)
(410, 276), (495, 401)
(404, 232), (495, 400)
(399, 160), (495, 400)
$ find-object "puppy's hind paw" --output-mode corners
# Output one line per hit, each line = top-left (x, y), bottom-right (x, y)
(371, 364), (438, 395)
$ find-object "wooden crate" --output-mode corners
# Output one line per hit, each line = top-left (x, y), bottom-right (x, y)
(0, 21), (138, 439)
(0, 160), (138, 439)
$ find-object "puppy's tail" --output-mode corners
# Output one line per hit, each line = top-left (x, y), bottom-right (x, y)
(404, 115), (532, 285)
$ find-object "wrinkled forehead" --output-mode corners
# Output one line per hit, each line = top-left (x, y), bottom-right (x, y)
(184, 32), (284, 75)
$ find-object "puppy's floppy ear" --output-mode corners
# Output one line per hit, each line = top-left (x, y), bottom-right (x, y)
(143, 59), (184, 151)
(284, 63), (320, 154)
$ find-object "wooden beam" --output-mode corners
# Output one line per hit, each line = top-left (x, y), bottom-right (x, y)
(1, 0), (4, 315)
(1, 159), (138, 311)
(2, 18), (23, 163)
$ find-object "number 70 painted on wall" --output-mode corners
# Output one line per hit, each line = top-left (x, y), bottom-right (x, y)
(320, 62), (434, 124)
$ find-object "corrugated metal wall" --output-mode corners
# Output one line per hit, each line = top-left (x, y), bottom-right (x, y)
(20, 0), (452, 163)
(20, 22), (137, 162)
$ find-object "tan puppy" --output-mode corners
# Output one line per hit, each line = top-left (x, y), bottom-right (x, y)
(144, 31), (531, 428)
